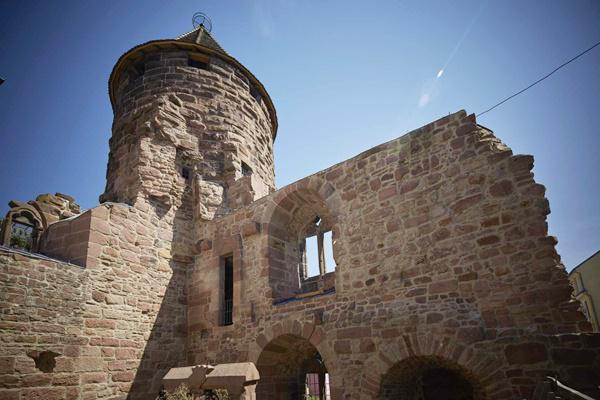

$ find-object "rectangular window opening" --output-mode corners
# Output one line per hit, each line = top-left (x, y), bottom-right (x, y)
(220, 255), (234, 326)
(188, 53), (210, 70)
(305, 236), (320, 278)
(323, 231), (335, 271)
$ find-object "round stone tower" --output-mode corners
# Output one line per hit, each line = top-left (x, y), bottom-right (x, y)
(101, 24), (277, 220)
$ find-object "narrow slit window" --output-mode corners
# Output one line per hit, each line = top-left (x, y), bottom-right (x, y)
(323, 230), (335, 271)
(181, 166), (191, 182)
(241, 161), (253, 176)
(220, 256), (234, 326)
(305, 236), (320, 278)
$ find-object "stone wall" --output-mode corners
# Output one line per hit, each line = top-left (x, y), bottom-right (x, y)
(102, 47), (275, 218)
(1, 108), (597, 400)
(0, 249), (87, 400)
(187, 110), (595, 399)
(0, 201), (188, 400)
(40, 211), (92, 267)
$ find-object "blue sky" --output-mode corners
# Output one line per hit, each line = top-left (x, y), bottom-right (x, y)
(1, 1), (599, 270)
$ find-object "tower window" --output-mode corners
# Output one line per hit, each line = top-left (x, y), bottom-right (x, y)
(249, 83), (262, 103)
(181, 166), (191, 182)
(241, 161), (253, 176)
(133, 61), (145, 76)
(188, 53), (210, 70)
(220, 255), (234, 326)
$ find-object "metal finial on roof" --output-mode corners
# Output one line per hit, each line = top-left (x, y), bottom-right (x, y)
(192, 12), (213, 32)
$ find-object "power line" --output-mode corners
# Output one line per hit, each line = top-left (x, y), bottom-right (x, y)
(477, 39), (600, 117)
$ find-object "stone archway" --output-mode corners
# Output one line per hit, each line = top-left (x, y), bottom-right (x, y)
(358, 333), (505, 399)
(378, 356), (484, 400)
(255, 334), (331, 400)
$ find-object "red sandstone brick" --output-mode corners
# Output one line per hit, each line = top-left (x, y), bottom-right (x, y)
(0, 357), (15, 374)
(111, 371), (134, 382)
(378, 186), (397, 201)
(84, 319), (115, 329)
(0, 390), (19, 400)
(359, 338), (375, 353)
(426, 313), (443, 324)
(52, 373), (80, 386)
(22, 373), (52, 387)
(89, 337), (120, 347)
(81, 372), (106, 384)
(381, 328), (399, 338)
(399, 179), (419, 194)
(22, 388), (66, 400)
(477, 235), (500, 246)
(337, 327), (371, 339)
(457, 327), (484, 344)
(450, 194), (482, 214)
(334, 340), (352, 354)
(429, 279), (458, 294)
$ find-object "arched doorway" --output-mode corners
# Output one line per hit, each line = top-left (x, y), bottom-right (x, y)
(256, 334), (330, 400)
(378, 356), (484, 400)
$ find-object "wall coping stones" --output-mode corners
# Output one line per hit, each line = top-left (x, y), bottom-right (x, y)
(0, 245), (84, 269)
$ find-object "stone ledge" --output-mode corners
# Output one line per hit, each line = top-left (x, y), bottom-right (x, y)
(0, 245), (84, 269)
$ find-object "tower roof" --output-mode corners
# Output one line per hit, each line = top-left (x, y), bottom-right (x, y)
(176, 26), (227, 54)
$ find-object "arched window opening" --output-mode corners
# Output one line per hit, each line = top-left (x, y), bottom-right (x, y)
(1, 206), (45, 253)
(267, 187), (337, 303)
(10, 217), (35, 251)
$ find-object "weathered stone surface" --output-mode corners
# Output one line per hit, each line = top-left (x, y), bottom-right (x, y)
(0, 24), (598, 400)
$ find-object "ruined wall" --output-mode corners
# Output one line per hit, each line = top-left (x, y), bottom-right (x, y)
(188, 110), (594, 399)
(0, 201), (188, 400)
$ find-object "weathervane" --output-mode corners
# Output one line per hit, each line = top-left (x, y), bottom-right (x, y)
(192, 12), (213, 32)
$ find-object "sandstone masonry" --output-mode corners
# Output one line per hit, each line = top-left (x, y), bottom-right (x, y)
(1, 25), (598, 400)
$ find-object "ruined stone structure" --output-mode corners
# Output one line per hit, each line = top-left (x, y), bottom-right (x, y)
(1, 25), (599, 400)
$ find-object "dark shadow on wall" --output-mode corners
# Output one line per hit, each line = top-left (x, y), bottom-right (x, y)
(127, 262), (187, 399)
(128, 199), (191, 400)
